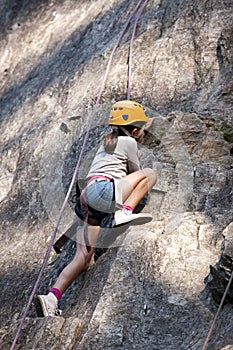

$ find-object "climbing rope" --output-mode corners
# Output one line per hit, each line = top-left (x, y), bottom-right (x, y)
(10, 1), (148, 349)
(192, 166), (232, 349)
(202, 268), (233, 350)
(127, 0), (149, 99)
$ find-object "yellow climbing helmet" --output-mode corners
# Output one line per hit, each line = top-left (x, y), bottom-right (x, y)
(109, 100), (149, 126)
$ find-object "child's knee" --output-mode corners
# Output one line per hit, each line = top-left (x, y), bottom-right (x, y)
(151, 169), (157, 183)
(144, 168), (157, 182)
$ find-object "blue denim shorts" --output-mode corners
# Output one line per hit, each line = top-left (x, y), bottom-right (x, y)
(86, 180), (115, 214)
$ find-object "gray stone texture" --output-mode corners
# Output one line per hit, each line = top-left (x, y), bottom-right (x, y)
(0, 0), (233, 349)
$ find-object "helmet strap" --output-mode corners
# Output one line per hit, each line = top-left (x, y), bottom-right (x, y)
(119, 126), (132, 137)
(119, 126), (145, 140)
(134, 126), (145, 139)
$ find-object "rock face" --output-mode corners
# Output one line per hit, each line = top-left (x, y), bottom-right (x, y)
(0, 0), (233, 349)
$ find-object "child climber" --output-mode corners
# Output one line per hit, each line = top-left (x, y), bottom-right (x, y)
(35, 100), (157, 317)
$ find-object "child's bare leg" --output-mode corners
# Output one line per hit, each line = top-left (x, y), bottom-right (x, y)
(53, 225), (99, 293)
(121, 168), (157, 207)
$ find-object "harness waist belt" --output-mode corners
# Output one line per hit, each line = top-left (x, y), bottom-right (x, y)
(87, 175), (112, 186)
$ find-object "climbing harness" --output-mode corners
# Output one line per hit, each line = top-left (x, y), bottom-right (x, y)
(10, 1), (149, 349)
